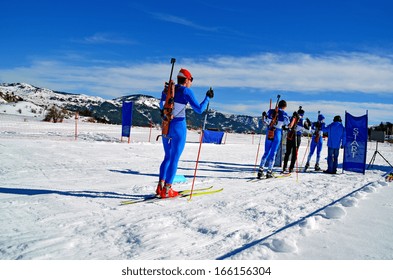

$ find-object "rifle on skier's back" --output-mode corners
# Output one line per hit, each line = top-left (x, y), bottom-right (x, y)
(314, 110), (321, 143)
(287, 108), (301, 141)
(267, 95), (281, 140)
(157, 58), (176, 141)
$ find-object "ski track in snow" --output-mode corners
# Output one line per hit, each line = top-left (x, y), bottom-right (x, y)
(0, 115), (392, 260)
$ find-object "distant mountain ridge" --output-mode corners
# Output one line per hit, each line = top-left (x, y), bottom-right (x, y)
(0, 83), (261, 133)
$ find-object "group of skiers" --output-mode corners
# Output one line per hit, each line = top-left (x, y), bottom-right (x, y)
(257, 102), (345, 179)
(156, 67), (345, 199)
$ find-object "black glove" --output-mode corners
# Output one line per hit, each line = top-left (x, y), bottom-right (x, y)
(262, 111), (267, 118)
(206, 88), (214, 98)
(282, 125), (289, 131)
(163, 82), (169, 93)
(292, 111), (299, 118)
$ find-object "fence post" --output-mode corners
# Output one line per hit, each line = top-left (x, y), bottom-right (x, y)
(74, 112), (79, 140)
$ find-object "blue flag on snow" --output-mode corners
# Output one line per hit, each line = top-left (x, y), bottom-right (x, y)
(202, 130), (224, 144)
(121, 101), (133, 138)
(343, 111), (368, 174)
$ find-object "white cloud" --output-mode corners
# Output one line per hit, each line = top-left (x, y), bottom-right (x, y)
(2, 52), (393, 96)
(1, 52), (392, 124)
(190, 53), (393, 93)
(79, 33), (136, 45)
(286, 100), (393, 125)
(214, 99), (393, 125)
(150, 12), (219, 32)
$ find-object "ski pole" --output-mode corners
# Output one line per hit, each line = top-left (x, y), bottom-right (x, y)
(300, 132), (311, 168)
(254, 104), (268, 172)
(188, 128), (204, 201)
(254, 133), (263, 172)
(295, 133), (299, 182)
(188, 98), (212, 201)
(254, 97), (271, 172)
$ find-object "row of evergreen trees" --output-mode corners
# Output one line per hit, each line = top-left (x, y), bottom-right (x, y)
(369, 122), (393, 135)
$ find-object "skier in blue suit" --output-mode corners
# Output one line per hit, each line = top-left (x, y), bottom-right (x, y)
(304, 113), (326, 172)
(258, 100), (290, 179)
(322, 115), (346, 174)
(157, 68), (213, 198)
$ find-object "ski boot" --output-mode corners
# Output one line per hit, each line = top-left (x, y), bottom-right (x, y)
(288, 167), (294, 174)
(160, 184), (180, 199)
(257, 167), (264, 179)
(315, 163), (321, 171)
(156, 180), (165, 196)
(266, 170), (273, 179)
(385, 172), (393, 182)
(304, 162), (310, 172)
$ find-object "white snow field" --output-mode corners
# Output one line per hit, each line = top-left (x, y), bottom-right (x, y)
(1, 114), (392, 266)
(0, 114), (393, 280)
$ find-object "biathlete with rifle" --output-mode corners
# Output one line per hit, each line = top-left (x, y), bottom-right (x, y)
(257, 98), (290, 179)
(304, 113), (326, 172)
(157, 67), (214, 198)
(282, 106), (311, 173)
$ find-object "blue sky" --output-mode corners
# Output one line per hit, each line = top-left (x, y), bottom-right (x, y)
(1, 0), (393, 125)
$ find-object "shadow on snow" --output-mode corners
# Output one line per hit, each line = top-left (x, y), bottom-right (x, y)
(0, 187), (152, 200)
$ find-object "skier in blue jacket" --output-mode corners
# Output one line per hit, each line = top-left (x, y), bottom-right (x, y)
(322, 115), (346, 174)
(257, 100), (290, 179)
(157, 68), (213, 198)
(304, 113), (326, 172)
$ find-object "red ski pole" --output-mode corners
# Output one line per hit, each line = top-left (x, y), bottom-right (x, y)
(188, 100), (212, 200)
(188, 129), (204, 201)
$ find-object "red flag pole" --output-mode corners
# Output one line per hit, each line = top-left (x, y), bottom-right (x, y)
(149, 120), (152, 142)
(74, 112), (79, 140)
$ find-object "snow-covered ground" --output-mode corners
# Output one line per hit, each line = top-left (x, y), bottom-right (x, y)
(1, 114), (392, 263)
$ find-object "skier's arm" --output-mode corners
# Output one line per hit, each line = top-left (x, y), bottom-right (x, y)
(264, 109), (275, 125)
(184, 88), (210, 114)
(321, 123), (329, 133)
(283, 113), (290, 126)
(341, 126), (346, 147)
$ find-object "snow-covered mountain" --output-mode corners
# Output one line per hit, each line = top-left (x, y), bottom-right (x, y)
(0, 83), (260, 133)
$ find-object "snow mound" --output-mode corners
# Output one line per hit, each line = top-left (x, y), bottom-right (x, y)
(374, 180), (388, 187)
(379, 181), (389, 187)
(271, 238), (298, 253)
(299, 216), (319, 230)
(323, 205), (347, 219)
(340, 196), (359, 207)
(353, 191), (368, 200)
(267, 238), (298, 253)
(362, 186), (377, 193)
(299, 216), (320, 236)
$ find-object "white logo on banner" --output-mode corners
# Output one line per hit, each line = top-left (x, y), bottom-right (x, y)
(350, 128), (360, 158)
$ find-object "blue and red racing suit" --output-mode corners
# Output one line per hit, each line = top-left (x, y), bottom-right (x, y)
(159, 85), (210, 185)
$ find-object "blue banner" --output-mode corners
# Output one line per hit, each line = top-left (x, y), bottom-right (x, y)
(343, 111), (368, 174)
(202, 130), (224, 144)
(121, 101), (133, 138)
